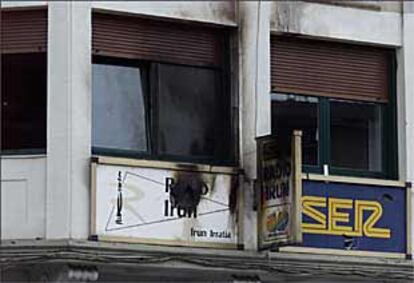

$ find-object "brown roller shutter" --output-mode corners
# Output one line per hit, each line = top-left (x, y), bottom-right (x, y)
(271, 36), (391, 103)
(92, 12), (224, 67)
(1, 8), (47, 54)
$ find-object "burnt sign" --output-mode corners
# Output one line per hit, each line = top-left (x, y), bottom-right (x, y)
(91, 160), (241, 248)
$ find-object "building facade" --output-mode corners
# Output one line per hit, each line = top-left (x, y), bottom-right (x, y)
(1, 1), (414, 282)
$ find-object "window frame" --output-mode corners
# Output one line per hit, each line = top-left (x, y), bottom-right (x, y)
(328, 54), (398, 180)
(271, 65), (398, 180)
(92, 56), (236, 166)
(272, 93), (397, 179)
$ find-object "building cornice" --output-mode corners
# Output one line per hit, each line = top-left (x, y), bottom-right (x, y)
(1, 239), (412, 281)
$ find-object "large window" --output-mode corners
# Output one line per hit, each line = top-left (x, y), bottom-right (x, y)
(1, 9), (47, 154)
(92, 57), (233, 165)
(270, 36), (397, 179)
(1, 53), (47, 153)
(91, 13), (234, 165)
(271, 94), (397, 179)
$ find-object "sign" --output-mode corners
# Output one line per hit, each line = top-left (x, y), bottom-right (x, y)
(257, 131), (302, 249)
(91, 161), (240, 248)
(302, 181), (407, 253)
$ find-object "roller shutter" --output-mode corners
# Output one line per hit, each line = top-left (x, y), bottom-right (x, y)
(92, 12), (225, 68)
(271, 36), (391, 103)
(1, 8), (47, 54)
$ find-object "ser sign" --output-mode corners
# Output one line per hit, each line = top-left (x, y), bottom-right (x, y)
(302, 181), (407, 253)
(302, 196), (390, 239)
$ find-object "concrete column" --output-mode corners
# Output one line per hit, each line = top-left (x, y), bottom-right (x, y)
(401, 1), (414, 256)
(46, 2), (91, 239)
(238, 1), (271, 250)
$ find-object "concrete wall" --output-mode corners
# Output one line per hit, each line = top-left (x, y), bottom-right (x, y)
(238, 1), (271, 251)
(401, 1), (414, 256)
(46, 2), (92, 239)
(270, 1), (401, 46)
(91, 1), (236, 26)
(1, 0), (413, 256)
(307, 1), (402, 13)
(1, 1), (46, 8)
(0, 1), (239, 241)
(1, 156), (46, 239)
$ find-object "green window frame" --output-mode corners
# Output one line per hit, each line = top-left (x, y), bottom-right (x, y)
(271, 58), (398, 180)
(271, 94), (398, 180)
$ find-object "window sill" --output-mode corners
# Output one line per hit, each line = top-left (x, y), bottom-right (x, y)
(92, 155), (241, 175)
(1, 154), (47, 160)
(302, 173), (406, 188)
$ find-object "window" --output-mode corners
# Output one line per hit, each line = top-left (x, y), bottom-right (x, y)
(92, 61), (148, 153)
(1, 53), (47, 153)
(271, 93), (397, 179)
(92, 57), (234, 165)
(1, 9), (47, 154)
(270, 36), (397, 179)
(271, 94), (319, 166)
(91, 13), (234, 165)
(156, 64), (232, 161)
(330, 100), (383, 172)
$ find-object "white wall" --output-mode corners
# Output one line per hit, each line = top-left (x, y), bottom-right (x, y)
(1, 1), (46, 8)
(270, 1), (401, 47)
(238, 1), (271, 250)
(46, 2), (91, 239)
(401, 1), (414, 256)
(91, 1), (236, 27)
(0, 0), (236, 242)
(1, 156), (46, 239)
(2, 1), (412, 256)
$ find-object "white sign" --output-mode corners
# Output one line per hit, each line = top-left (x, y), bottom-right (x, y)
(91, 162), (239, 248)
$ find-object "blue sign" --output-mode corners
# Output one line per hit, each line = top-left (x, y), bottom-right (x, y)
(302, 181), (406, 253)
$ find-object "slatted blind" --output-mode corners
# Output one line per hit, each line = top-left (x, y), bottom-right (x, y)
(92, 12), (225, 68)
(271, 36), (391, 103)
(1, 9), (47, 54)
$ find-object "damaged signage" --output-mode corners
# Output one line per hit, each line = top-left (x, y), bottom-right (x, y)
(257, 131), (303, 249)
(91, 158), (240, 248)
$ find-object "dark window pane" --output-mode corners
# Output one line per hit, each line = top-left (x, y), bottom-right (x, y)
(156, 64), (231, 162)
(92, 63), (148, 152)
(1, 53), (46, 152)
(271, 94), (319, 166)
(330, 100), (383, 171)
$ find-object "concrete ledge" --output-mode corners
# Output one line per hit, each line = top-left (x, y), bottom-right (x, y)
(271, 1), (402, 47)
(302, 173), (407, 188)
(0, 239), (413, 281)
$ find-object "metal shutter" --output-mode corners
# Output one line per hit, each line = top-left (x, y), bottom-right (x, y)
(1, 8), (47, 54)
(92, 12), (225, 68)
(271, 36), (391, 103)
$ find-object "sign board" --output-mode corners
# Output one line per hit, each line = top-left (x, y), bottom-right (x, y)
(302, 180), (407, 253)
(91, 160), (240, 248)
(257, 131), (302, 249)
